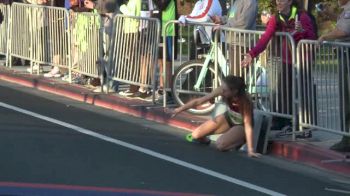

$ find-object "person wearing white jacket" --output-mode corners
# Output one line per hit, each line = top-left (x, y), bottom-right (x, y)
(178, 0), (222, 23)
(178, 0), (223, 59)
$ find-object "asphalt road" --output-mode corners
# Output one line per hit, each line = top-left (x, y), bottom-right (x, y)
(0, 81), (349, 196)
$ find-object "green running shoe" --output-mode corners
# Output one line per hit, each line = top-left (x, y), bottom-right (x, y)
(185, 133), (211, 145)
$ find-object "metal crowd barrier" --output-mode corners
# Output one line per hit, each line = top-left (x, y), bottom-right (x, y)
(108, 15), (160, 100)
(161, 21), (220, 105)
(9, 3), (71, 77)
(217, 27), (296, 119)
(8, 3), (32, 66)
(163, 21), (297, 132)
(297, 40), (350, 136)
(0, 4), (9, 66)
(70, 11), (102, 78)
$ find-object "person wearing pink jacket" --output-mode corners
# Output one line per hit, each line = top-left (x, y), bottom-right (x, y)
(241, 0), (316, 67)
(241, 0), (317, 129)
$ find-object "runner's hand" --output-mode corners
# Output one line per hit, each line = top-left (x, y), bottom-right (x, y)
(165, 108), (181, 118)
(248, 151), (261, 158)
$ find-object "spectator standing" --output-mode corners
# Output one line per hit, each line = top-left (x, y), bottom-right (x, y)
(118, 0), (154, 99)
(318, 0), (350, 152)
(241, 0), (317, 129)
(84, 0), (120, 93)
(178, 0), (223, 59)
(210, 0), (258, 76)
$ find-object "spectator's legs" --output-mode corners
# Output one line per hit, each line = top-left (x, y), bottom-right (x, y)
(139, 53), (148, 93)
(103, 14), (118, 92)
(138, 30), (153, 93)
(271, 63), (292, 130)
(299, 60), (318, 125)
(330, 48), (350, 152)
(280, 64), (293, 114)
(338, 48), (350, 133)
(125, 33), (144, 97)
(159, 36), (174, 89)
(343, 49), (350, 133)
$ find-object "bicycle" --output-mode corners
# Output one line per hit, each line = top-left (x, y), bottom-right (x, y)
(171, 28), (269, 115)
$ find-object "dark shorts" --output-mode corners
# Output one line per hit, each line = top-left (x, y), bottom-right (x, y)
(159, 36), (174, 61)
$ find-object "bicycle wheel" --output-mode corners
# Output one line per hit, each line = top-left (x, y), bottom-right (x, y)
(171, 60), (222, 115)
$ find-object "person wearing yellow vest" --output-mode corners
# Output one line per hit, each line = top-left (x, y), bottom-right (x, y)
(119, 0), (156, 99)
(120, 0), (141, 33)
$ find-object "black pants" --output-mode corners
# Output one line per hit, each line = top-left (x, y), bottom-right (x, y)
(339, 48), (350, 132)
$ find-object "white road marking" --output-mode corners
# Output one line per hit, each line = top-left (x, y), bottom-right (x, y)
(325, 188), (350, 194)
(0, 102), (285, 196)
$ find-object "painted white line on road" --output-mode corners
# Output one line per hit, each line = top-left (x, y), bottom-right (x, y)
(325, 188), (350, 194)
(0, 102), (285, 196)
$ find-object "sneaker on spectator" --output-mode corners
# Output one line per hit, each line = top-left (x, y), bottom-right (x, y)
(156, 91), (175, 104)
(44, 72), (62, 78)
(330, 136), (350, 152)
(44, 67), (61, 78)
(26, 65), (42, 74)
(62, 74), (70, 82)
(93, 85), (116, 93)
(119, 89), (137, 96)
(128, 91), (152, 99)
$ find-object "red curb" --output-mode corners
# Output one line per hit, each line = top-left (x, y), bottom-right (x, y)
(271, 141), (350, 176)
(0, 181), (209, 196)
(0, 68), (203, 132)
(0, 68), (349, 177)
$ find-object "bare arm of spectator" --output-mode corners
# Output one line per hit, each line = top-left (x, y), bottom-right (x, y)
(319, 28), (349, 41)
(319, 11), (350, 42)
(241, 15), (278, 67)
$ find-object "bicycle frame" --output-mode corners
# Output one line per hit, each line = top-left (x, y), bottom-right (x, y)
(192, 27), (268, 100)
(193, 28), (228, 91)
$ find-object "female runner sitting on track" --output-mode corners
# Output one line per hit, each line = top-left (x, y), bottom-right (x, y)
(171, 75), (260, 158)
